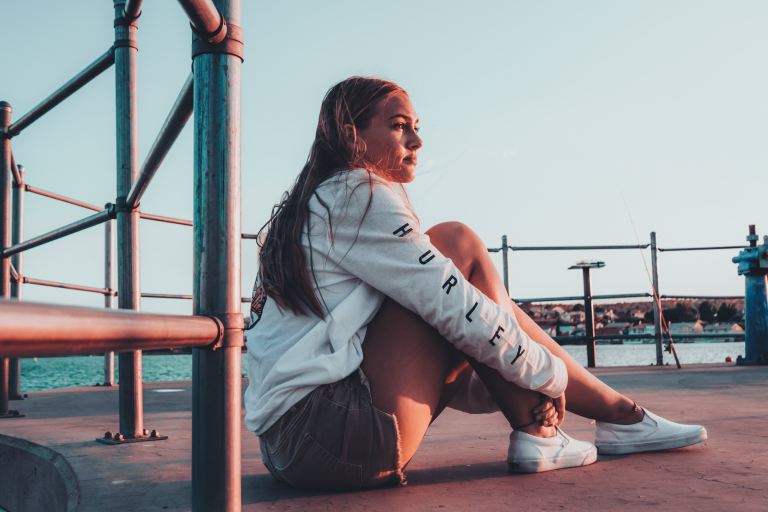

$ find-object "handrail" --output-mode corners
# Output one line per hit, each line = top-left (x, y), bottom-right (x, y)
(659, 245), (746, 252)
(139, 212), (193, 226)
(21, 276), (112, 296)
(0, 299), (221, 357)
(515, 292), (652, 303)
(126, 74), (194, 210)
(7, 48), (115, 138)
(660, 294), (744, 301)
(25, 184), (103, 212)
(123, 0), (143, 20)
(1, 207), (114, 258)
(177, 0), (228, 44)
(508, 243), (650, 251)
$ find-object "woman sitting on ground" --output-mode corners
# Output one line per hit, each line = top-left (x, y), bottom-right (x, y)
(244, 76), (706, 490)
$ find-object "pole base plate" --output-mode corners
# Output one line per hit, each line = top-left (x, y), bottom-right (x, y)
(96, 430), (168, 445)
(0, 410), (25, 419)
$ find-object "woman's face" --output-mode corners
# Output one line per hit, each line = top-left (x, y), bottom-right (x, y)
(357, 92), (422, 183)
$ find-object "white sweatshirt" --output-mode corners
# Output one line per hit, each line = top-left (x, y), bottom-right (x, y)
(244, 169), (567, 435)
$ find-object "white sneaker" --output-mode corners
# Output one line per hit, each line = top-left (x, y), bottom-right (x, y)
(595, 409), (707, 455)
(507, 427), (597, 473)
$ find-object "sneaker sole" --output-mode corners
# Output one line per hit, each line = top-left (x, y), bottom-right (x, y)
(597, 427), (707, 455)
(508, 446), (598, 473)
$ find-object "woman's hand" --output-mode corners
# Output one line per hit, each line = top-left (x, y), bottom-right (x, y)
(532, 393), (566, 427)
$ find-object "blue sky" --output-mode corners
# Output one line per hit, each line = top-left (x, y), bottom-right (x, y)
(1, 1), (765, 315)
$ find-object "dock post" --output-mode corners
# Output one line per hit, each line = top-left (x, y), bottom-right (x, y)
(650, 232), (664, 365)
(190, 0), (244, 510)
(9, 165), (24, 399)
(733, 225), (768, 364)
(103, 218), (115, 386)
(582, 269), (597, 367)
(501, 234), (509, 294)
(0, 101), (18, 418)
(569, 261), (604, 368)
(113, 0), (144, 438)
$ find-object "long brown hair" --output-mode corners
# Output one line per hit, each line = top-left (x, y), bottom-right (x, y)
(256, 77), (406, 317)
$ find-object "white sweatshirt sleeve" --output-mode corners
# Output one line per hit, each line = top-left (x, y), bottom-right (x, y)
(325, 173), (568, 398)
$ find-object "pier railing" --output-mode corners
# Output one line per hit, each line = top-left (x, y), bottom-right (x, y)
(1, 1), (244, 510)
(0, 2), (753, 511)
(489, 234), (746, 367)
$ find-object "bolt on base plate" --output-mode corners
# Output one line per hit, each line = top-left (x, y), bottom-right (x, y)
(0, 410), (25, 419)
(96, 429), (168, 445)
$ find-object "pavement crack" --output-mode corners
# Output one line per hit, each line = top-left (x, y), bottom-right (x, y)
(699, 475), (762, 492)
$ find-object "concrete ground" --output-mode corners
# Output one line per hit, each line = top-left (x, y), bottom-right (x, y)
(1, 363), (766, 511)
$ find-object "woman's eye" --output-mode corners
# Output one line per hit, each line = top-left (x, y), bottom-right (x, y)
(393, 122), (406, 130)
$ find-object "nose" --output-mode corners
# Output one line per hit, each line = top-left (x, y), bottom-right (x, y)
(407, 130), (422, 151)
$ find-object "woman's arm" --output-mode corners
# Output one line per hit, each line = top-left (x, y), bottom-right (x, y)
(325, 173), (567, 398)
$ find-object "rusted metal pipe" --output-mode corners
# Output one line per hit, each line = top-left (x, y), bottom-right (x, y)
(104, 219), (116, 386)
(501, 235), (509, 293)
(9, 155), (21, 188)
(9, 165), (24, 399)
(650, 232), (664, 366)
(509, 243), (650, 251)
(0, 102), (12, 416)
(177, 0), (228, 44)
(139, 212), (192, 226)
(22, 276), (112, 296)
(142, 292), (193, 300)
(7, 49), (115, 138)
(25, 184), (102, 212)
(191, 0), (242, 508)
(114, 0), (144, 440)
(126, 74), (194, 210)
(2, 207), (113, 258)
(659, 245), (746, 252)
(0, 300), (221, 357)
(123, 0), (143, 20)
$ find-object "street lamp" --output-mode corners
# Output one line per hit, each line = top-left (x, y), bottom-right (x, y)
(569, 261), (605, 368)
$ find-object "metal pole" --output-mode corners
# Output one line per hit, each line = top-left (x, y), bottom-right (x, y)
(7, 49), (115, 138)
(501, 234), (509, 294)
(650, 232), (664, 366)
(2, 208), (113, 258)
(178, 0), (228, 43)
(9, 165), (24, 399)
(582, 268), (596, 368)
(1, 102), (13, 416)
(25, 184), (102, 212)
(123, 0), (143, 21)
(0, 300), (221, 358)
(114, 0), (144, 439)
(126, 73), (194, 210)
(190, 0), (243, 508)
(103, 219), (116, 386)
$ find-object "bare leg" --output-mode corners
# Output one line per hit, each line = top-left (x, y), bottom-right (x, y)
(362, 298), (549, 465)
(362, 221), (643, 466)
(427, 222), (642, 424)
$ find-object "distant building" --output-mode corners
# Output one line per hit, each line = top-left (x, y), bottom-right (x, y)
(667, 321), (704, 342)
(702, 322), (744, 342)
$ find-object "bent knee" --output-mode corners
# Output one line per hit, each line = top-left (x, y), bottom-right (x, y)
(425, 221), (486, 269)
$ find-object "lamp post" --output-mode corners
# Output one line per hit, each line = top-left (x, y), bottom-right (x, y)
(569, 261), (605, 368)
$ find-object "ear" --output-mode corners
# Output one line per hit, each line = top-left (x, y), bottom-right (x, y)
(342, 123), (357, 144)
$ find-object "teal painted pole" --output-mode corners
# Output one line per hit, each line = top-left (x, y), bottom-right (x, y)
(733, 225), (768, 364)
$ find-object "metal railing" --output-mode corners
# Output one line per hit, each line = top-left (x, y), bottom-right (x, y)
(0, 1), (244, 510)
(490, 233), (747, 368)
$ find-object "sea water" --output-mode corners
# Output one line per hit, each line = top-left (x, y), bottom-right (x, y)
(18, 342), (744, 392)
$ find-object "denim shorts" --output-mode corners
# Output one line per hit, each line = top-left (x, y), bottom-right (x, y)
(258, 369), (405, 491)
